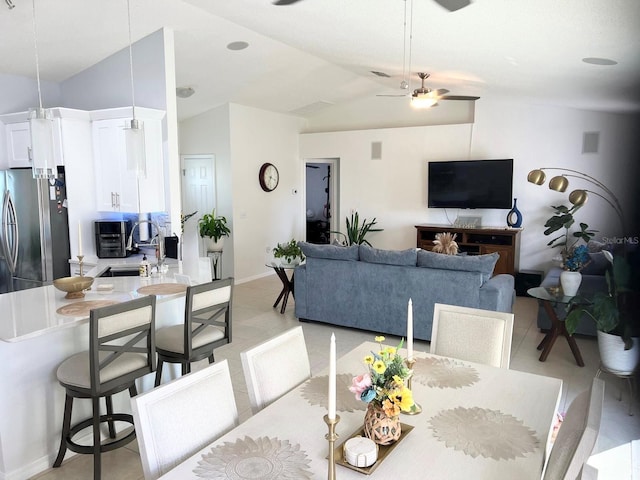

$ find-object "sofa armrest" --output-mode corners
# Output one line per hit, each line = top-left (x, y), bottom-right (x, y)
(479, 274), (515, 313)
(293, 264), (307, 318)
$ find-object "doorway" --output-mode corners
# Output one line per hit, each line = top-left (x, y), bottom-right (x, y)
(180, 154), (216, 258)
(305, 158), (339, 244)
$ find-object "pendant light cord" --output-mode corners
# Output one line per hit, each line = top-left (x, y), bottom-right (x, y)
(407, 0), (414, 92)
(31, 0), (43, 110)
(127, 0), (136, 120)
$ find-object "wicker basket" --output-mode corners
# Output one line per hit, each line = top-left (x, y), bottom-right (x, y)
(363, 403), (401, 445)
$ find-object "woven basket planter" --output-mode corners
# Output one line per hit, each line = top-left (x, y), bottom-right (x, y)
(363, 403), (401, 445)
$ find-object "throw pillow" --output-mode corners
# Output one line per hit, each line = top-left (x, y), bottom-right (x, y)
(359, 245), (417, 266)
(298, 241), (359, 261)
(417, 249), (499, 283)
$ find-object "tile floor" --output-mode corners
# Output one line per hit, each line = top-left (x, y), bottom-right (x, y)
(31, 274), (640, 480)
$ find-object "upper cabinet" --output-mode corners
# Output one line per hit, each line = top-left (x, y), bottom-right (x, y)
(91, 107), (166, 213)
(5, 122), (31, 168)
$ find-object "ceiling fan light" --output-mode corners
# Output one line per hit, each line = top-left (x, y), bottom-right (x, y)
(527, 169), (546, 185)
(411, 90), (439, 108)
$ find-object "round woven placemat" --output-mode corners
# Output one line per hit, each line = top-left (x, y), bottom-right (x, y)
(56, 300), (119, 317)
(137, 283), (188, 295)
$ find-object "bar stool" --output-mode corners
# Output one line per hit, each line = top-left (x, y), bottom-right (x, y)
(154, 278), (232, 386)
(53, 295), (156, 480)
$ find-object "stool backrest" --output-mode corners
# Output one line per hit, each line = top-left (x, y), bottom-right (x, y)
(183, 278), (232, 358)
(89, 295), (156, 395)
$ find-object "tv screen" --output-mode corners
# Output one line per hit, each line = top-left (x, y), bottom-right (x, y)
(428, 159), (513, 209)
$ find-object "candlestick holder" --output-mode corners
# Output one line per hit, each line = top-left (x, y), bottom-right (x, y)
(77, 255), (85, 277)
(402, 358), (422, 415)
(324, 414), (340, 480)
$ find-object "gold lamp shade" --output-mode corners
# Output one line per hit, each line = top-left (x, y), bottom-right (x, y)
(549, 175), (569, 192)
(527, 169), (546, 185)
(569, 189), (588, 206)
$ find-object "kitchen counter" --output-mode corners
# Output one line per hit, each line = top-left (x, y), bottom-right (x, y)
(0, 258), (215, 480)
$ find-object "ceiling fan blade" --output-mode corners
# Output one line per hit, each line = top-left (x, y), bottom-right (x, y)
(376, 94), (409, 97)
(440, 95), (480, 101)
(433, 0), (472, 12)
(435, 88), (450, 96)
(273, 0), (303, 5)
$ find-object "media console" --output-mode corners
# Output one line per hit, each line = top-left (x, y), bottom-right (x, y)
(415, 224), (521, 276)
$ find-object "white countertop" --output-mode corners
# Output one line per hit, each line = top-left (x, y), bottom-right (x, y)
(0, 257), (212, 343)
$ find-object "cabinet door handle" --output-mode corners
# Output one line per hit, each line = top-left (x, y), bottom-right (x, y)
(116, 192), (120, 209)
(27, 147), (33, 163)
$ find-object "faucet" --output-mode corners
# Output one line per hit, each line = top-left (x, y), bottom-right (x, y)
(127, 220), (166, 272)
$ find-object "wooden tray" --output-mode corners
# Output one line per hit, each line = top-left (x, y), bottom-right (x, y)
(333, 423), (414, 475)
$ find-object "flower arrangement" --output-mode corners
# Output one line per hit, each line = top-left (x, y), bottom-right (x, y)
(349, 336), (413, 417)
(432, 232), (459, 255)
(564, 244), (591, 272)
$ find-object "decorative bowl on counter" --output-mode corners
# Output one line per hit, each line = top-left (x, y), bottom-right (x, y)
(53, 276), (94, 299)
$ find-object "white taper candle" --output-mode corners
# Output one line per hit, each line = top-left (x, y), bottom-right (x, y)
(78, 222), (83, 256)
(407, 298), (414, 360)
(328, 332), (336, 420)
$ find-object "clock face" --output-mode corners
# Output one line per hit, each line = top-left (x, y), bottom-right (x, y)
(259, 163), (279, 192)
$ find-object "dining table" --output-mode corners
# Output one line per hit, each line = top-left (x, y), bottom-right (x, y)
(159, 341), (563, 480)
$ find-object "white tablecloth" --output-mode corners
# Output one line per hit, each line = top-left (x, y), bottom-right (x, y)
(160, 341), (562, 480)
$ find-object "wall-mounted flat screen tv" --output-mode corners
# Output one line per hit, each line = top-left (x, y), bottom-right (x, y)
(428, 159), (513, 209)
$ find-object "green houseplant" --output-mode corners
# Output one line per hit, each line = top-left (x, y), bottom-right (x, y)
(543, 204), (595, 261)
(333, 211), (383, 246)
(273, 239), (305, 265)
(198, 209), (231, 250)
(566, 253), (639, 372)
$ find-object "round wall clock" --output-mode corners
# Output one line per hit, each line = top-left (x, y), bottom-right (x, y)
(259, 163), (279, 192)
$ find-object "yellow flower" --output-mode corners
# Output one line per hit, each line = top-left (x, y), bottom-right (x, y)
(372, 360), (386, 374)
(397, 386), (414, 412)
(375, 335), (385, 343)
(385, 346), (397, 355)
(392, 375), (404, 387)
(382, 398), (401, 418)
(364, 355), (374, 364)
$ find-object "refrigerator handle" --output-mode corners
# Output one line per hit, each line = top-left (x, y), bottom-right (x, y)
(1, 190), (18, 274)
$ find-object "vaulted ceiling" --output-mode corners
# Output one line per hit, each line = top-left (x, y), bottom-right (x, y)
(1, 0), (639, 121)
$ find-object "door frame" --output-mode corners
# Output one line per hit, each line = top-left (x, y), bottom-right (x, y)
(180, 154), (216, 257)
(304, 157), (339, 243)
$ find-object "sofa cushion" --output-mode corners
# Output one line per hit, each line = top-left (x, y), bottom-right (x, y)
(359, 245), (417, 266)
(299, 241), (359, 261)
(417, 249), (499, 283)
(581, 252), (611, 276)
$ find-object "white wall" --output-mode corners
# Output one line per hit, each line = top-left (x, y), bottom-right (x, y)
(300, 99), (640, 274)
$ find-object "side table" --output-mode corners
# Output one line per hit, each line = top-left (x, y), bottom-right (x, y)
(266, 263), (295, 314)
(207, 251), (223, 280)
(527, 286), (585, 367)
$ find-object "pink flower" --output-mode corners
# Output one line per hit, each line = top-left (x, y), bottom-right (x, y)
(349, 373), (372, 400)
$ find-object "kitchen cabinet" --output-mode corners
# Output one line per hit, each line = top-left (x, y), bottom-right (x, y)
(91, 108), (165, 213)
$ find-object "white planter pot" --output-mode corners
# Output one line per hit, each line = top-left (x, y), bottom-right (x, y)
(560, 271), (582, 297)
(597, 331), (640, 375)
(203, 237), (224, 252)
(278, 258), (301, 268)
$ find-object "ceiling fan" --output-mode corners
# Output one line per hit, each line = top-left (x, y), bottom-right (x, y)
(378, 72), (479, 106)
(273, 0), (473, 11)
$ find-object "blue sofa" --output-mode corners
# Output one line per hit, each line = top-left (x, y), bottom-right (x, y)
(294, 243), (515, 341)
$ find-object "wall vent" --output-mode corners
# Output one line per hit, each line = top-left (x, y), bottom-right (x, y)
(582, 131), (599, 154)
(371, 141), (382, 160)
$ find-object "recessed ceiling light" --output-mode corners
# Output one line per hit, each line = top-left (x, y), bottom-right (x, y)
(582, 57), (617, 66)
(227, 41), (249, 51)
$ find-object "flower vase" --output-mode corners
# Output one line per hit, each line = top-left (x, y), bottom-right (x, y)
(560, 271), (582, 297)
(506, 198), (523, 228)
(363, 403), (401, 445)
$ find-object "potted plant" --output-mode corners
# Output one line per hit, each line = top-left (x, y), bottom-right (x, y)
(333, 211), (383, 246)
(559, 244), (591, 296)
(543, 204), (595, 263)
(566, 253), (640, 373)
(273, 239), (305, 266)
(198, 209), (231, 252)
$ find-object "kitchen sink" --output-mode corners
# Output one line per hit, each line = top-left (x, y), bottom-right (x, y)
(98, 267), (140, 277)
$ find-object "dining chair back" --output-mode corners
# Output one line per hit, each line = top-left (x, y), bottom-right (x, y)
(132, 360), (239, 480)
(53, 295), (156, 480)
(241, 326), (311, 413)
(430, 303), (514, 368)
(154, 278), (233, 385)
(543, 377), (605, 480)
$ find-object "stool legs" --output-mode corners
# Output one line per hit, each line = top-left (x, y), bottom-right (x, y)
(155, 358), (164, 386)
(53, 394), (73, 468)
(92, 396), (101, 480)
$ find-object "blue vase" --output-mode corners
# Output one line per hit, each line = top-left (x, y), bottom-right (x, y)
(506, 198), (522, 228)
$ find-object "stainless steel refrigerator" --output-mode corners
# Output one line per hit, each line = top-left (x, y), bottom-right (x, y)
(0, 166), (70, 293)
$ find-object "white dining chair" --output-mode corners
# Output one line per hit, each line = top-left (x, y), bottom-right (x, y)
(241, 326), (311, 414)
(131, 360), (239, 480)
(543, 377), (605, 480)
(430, 303), (515, 368)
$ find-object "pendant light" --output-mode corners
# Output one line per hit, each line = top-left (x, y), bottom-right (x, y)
(124, 0), (146, 178)
(29, 0), (56, 180)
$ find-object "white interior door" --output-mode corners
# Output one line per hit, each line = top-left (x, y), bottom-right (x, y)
(181, 154), (216, 259)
